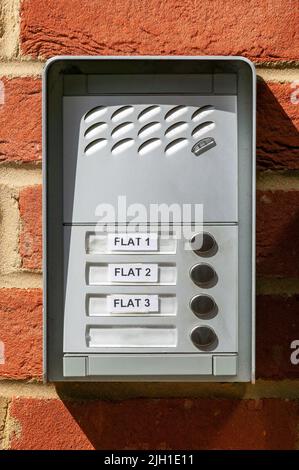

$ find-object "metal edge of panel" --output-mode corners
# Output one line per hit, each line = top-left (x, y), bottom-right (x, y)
(42, 62), (47, 383)
(251, 63), (257, 384)
(43, 55), (256, 382)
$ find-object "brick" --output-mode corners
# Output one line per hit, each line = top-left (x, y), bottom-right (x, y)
(0, 78), (41, 163)
(0, 289), (42, 380)
(19, 186), (42, 271)
(9, 397), (299, 450)
(256, 295), (299, 380)
(20, 0), (298, 61)
(257, 191), (299, 277)
(257, 82), (299, 170)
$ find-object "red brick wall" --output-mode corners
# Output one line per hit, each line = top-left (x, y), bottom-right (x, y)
(0, 0), (299, 450)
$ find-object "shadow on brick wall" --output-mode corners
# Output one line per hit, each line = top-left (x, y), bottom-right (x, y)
(53, 394), (297, 449)
(256, 78), (299, 170)
(256, 79), (299, 380)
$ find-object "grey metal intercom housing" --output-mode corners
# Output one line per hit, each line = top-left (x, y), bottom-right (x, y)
(43, 56), (256, 382)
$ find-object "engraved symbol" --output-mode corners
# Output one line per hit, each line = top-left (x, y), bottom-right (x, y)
(191, 137), (216, 156)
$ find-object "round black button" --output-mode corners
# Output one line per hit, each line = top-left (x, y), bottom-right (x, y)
(190, 232), (218, 257)
(190, 294), (218, 319)
(190, 263), (218, 288)
(190, 326), (218, 351)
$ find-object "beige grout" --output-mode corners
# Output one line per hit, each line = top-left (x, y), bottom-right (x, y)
(257, 278), (299, 296)
(0, 396), (9, 448)
(3, 165), (299, 192)
(0, 271), (42, 288)
(56, 380), (299, 401)
(0, 168), (42, 289)
(0, 182), (42, 288)
(255, 60), (299, 69)
(0, 398), (11, 450)
(257, 172), (299, 191)
(1, 274), (298, 294)
(1, 399), (21, 450)
(0, 59), (297, 81)
(0, 382), (56, 399)
(0, 166), (42, 187)
(0, 0), (20, 60)
(0, 60), (44, 77)
(1, 275), (299, 294)
(256, 67), (299, 83)
(2, 379), (299, 400)
(0, 185), (21, 275)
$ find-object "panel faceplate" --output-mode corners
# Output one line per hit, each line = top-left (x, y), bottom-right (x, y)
(64, 225), (238, 356)
(63, 96), (237, 223)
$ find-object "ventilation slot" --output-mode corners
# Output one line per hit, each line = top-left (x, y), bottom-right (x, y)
(165, 122), (188, 138)
(84, 123), (107, 139)
(192, 105), (214, 122)
(165, 138), (188, 156)
(84, 106), (107, 123)
(111, 138), (134, 155)
(138, 138), (162, 156)
(165, 105), (188, 122)
(138, 106), (161, 122)
(111, 122), (134, 139)
(84, 139), (107, 156)
(192, 121), (215, 139)
(111, 106), (134, 122)
(138, 122), (161, 139)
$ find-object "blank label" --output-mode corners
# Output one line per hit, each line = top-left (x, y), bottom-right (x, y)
(88, 326), (177, 348)
(108, 295), (159, 313)
(108, 264), (158, 282)
(107, 233), (158, 251)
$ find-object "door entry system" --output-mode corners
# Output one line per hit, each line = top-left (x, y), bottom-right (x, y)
(44, 56), (256, 382)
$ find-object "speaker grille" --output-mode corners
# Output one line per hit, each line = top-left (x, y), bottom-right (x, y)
(82, 104), (215, 157)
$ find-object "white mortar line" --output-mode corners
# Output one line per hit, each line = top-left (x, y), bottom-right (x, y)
(0, 167), (42, 187)
(0, 60), (298, 81)
(0, 0), (20, 59)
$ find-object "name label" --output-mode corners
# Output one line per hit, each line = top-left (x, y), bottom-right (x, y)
(107, 233), (158, 251)
(108, 264), (158, 282)
(108, 295), (159, 313)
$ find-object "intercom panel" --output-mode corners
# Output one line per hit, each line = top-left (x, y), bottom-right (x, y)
(43, 57), (255, 382)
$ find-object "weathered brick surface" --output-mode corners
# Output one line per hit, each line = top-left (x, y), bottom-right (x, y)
(256, 190), (299, 277)
(256, 295), (299, 380)
(0, 78), (41, 163)
(257, 81), (299, 170)
(19, 186), (42, 271)
(9, 397), (299, 450)
(20, 0), (298, 61)
(0, 289), (42, 380)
